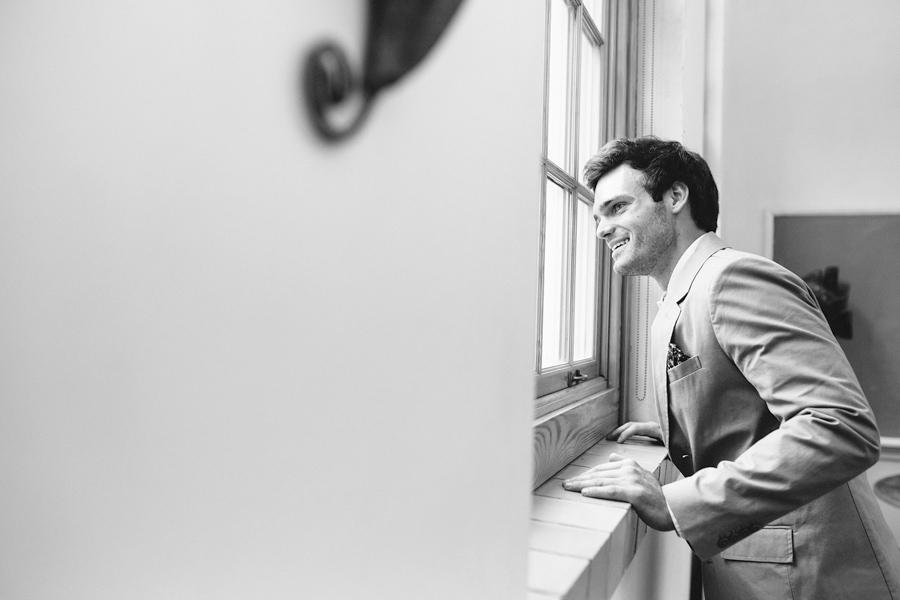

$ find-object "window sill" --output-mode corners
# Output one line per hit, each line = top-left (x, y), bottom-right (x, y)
(528, 439), (676, 600)
(532, 388), (619, 489)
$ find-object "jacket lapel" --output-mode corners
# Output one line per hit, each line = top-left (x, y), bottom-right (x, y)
(666, 233), (728, 305)
(651, 298), (680, 445)
(650, 233), (729, 448)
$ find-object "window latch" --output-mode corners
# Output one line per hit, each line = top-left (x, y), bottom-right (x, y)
(567, 369), (588, 387)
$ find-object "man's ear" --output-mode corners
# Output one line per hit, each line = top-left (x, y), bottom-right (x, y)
(668, 181), (689, 214)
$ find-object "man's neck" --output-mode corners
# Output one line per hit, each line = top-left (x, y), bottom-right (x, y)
(652, 230), (705, 292)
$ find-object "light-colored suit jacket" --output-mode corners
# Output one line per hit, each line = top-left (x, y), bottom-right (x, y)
(653, 233), (900, 599)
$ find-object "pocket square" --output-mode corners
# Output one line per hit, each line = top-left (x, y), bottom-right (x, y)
(667, 343), (690, 370)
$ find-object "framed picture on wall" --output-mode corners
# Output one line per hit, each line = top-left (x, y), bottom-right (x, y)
(768, 211), (900, 446)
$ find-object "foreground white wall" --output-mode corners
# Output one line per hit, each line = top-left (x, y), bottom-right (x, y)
(0, 2), (543, 598)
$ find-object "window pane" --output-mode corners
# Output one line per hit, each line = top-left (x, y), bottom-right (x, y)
(577, 30), (603, 180)
(573, 198), (597, 361)
(546, 0), (570, 169)
(541, 179), (570, 369)
(582, 0), (604, 31)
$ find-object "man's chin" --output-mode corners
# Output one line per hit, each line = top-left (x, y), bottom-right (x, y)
(612, 259), (645, 277)
(612, 260), (631, 276)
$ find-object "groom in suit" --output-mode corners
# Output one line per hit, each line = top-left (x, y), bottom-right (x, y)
(563, 137), (900, 599)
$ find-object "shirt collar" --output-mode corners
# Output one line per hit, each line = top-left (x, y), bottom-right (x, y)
(658, 234), (710, 307)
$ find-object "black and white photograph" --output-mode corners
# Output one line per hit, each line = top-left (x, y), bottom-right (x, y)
(1, 1), (899, 599)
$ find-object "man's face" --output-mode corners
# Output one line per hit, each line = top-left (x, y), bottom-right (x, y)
(592, 165), (676, 278)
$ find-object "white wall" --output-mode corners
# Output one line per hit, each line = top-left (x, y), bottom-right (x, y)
(708, 0), (900, 543)
(710, 0), (900, 255)
(0, 2), (543, 598)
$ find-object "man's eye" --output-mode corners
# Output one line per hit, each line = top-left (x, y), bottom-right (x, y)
(613, 203), (625, 213)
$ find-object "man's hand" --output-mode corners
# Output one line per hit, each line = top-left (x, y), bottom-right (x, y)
(606, 421), (662, 443)
(562, 453), (675, 531)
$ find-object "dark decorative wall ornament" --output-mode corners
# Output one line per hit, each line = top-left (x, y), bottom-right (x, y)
(303, 0), (466, 142)
(803, 266), (852, 339)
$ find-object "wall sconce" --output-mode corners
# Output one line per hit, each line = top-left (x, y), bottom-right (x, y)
(303, 0), (466, 142)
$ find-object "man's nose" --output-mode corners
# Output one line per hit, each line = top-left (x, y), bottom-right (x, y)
(596, 219), (614, 240)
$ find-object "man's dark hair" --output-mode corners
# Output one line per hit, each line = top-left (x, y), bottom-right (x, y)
(583, 136), (719, 232)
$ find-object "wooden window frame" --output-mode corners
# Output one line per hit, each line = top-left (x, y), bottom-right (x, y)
(533, 0), (638, 490)
(535, 0), (608, 405)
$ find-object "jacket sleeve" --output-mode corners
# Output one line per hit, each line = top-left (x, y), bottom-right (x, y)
(662, 256), (881, 559)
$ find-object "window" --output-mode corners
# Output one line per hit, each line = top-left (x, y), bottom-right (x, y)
(535, 0), (626, 416)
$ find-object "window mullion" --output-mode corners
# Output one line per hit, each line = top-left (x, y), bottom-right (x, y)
(568, 2), (580, 177)
(566, 189), (577, 368)
(565, 188), (574, 367)
(535, 163), (548, 373)
(566, 3), (581, 369)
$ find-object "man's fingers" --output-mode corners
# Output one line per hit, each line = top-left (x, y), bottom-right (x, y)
(565, 475), (626, 492)
(563, 477), (606, 492)
(607, 422), (637, 441)
(563, 458), (641, 489)
(563, 474), (607, 490)
(567, 456), (637, 476)
(580, 484), (627, 501)
(615, 425), (636, 443)
(564, 461), (624, 483)
(607, 421), (656, 442)
(606, 421), (662, 443)
(609, 423), (630, 435)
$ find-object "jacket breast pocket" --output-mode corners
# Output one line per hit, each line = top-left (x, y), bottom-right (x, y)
(721, 526), (794, 563)
(667, 355), (702, 384)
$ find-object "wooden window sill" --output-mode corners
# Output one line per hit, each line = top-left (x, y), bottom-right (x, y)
(528, 439), (677, 600)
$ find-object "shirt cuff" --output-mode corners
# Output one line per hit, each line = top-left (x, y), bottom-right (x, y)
(666, 498), (684, 537)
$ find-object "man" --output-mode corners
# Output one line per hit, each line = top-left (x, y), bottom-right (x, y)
(563, 137), (900, 599)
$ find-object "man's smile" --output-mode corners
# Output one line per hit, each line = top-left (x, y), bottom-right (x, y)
(609, 237), (630, 256)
